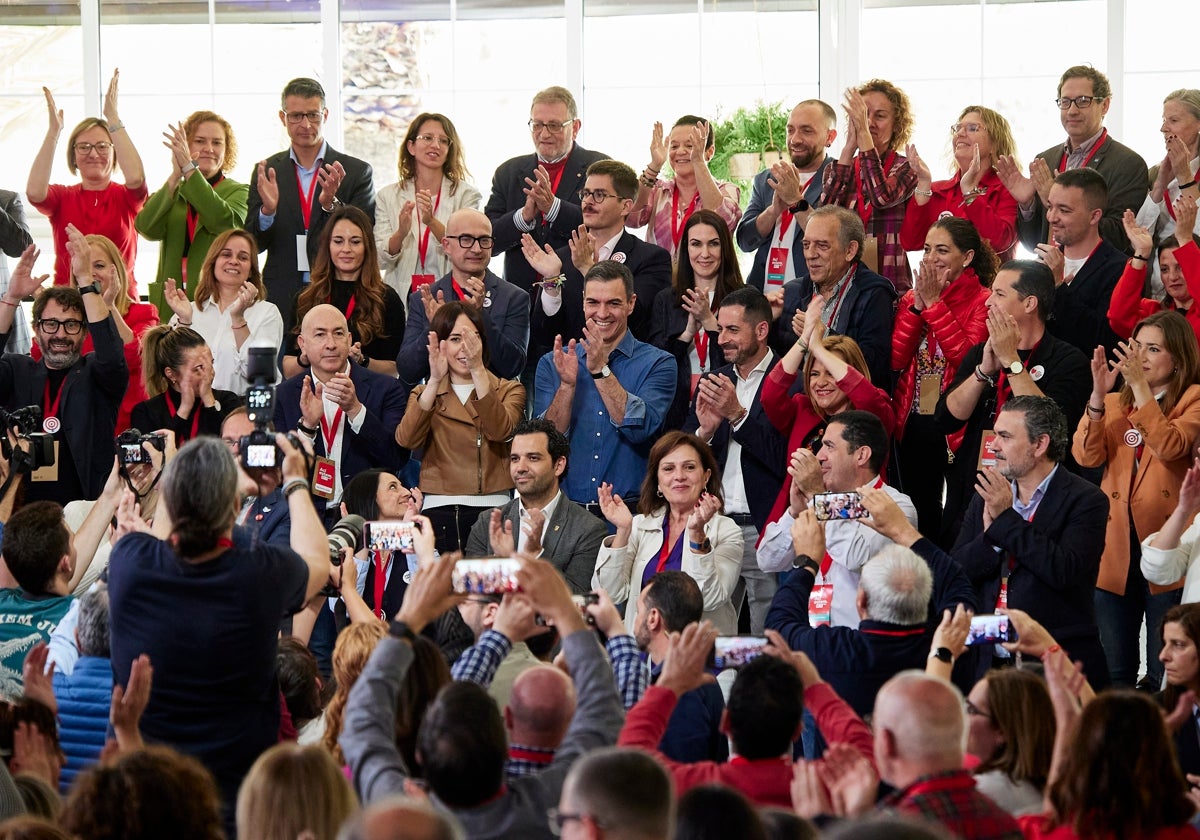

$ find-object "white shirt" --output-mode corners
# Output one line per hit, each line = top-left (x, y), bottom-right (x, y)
(175, 298), (284, 395)
(312, 363), (367, 504)
(517, 490), (562, 556)
(719, 351), (773, 515)
(757, 478), (917, 629)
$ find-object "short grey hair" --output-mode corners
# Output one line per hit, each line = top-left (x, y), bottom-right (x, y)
(161, 437), (239, 557)
(281, 77), (326, 109)
(860, 545), (932, 625)
(808, 205), (866, 261)
(1001, 395), (1069, 463)
(77, 583), (110, 658)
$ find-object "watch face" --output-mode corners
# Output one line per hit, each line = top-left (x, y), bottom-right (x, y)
(1009, 361), (1024, 375)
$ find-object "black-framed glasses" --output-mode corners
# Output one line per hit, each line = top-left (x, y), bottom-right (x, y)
(1055, 95), (1101, 110)
(528, 120), (572, 134)
(415, 133), (452, 148)
(284, 110), (324, 125)
(447, 233), (495, 250)
(579, 189), (620, 203)
(73, 142), (112, 155)
(950, 123), (986, 135)
(36, 318), (84, 335)
(547, 807), (587, 835)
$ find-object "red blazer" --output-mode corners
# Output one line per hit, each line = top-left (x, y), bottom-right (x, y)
(1107, 240), (1200, 343)
(891, 269), (990, 447)
(900, 169), (1018, 262)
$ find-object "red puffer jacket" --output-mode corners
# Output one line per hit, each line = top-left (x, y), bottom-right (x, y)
(891, 268), (989, 449)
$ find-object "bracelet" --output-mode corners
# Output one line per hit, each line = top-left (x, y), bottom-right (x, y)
(176, 320), (192, 328)
(646, 165), (660, 175)
(1179, 179), (1198, 190)
(539, 274), (565, 290)
(913, 187), (933, 197)
(689, 539), (711, 552)
(0, 297), (18, 308)
(282, 478), (310, 498)
(973, 365), (996, 386)
(640, 174), (657, 189)
(1086, 403), (1104, 415)
(107, 121), (125, 133)
(1131, 254), (1149, 263)
(797, 342), (808, 354)
(296, 421), (318, 436)
(231, 321), (248, 330)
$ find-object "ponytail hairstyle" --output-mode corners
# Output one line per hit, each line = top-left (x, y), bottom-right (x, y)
(140, 325), (207, 398)
(160, 437), (238, 559)
(930, 216), (999, 288)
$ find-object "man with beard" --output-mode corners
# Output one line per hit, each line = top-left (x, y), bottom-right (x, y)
(737, 100), (838, 292)
(0, 227), (127, 504)
(465, 418), (607, 594)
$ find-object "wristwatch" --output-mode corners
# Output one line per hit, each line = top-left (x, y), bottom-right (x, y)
(591, 364), (612, 380)
(792, 553), (821, 576)
(389, 620), (417, 643)
(1003, 359), (1024, 376)
(788, 199), (810, 214)
(79, 281), (102, 296)
(929, 647), (954, 664)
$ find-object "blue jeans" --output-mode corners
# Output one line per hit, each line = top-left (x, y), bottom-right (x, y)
(1094, 539), (1182, 688)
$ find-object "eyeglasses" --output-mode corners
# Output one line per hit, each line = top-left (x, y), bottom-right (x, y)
(547, 808), (588, 835)
(447, 233), (495, 250)
(284, 111), (324, 125)
(528, 120), (573, 134)
(579, 189), (620, 203)
(221, 437), (240, 451)
(415, 133), (452, 148)
(36, 318), (84, 335)
(950, 123), (987, 135)
(1055, 95), (1102, 110)
(73, 142), (112, 155)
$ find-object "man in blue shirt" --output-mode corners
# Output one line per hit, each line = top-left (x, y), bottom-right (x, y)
(534, 261), (675, 512)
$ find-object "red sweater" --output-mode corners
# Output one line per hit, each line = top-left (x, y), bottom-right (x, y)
(891, 269), (990, 444)
(618, 681), (874, 808)
(1107, 240), (1200, 344)
(899, 169), (1018, 262)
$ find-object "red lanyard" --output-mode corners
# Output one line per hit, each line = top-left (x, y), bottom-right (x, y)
(42, 379), (64, 424)
(853, 150), (895, 226)
(995, 339), (1041, 415)
(817, 478), (884, 576)
(416, 190), (442, 271)
(293, 162), (321, 231)
(777, 208), (794, 244)
(320, 404), (345, 454)
(451, 278), (466, 300)
(694, 330), (709, 367)
(338, 294), (357, 323)
(671, 189), (702, 251)
(163, 388), (202, 442)
(373, 551), (387, 620)
(1060, 128), (1107, 172)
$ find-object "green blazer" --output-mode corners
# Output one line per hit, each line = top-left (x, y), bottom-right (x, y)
(135, 172), (249, 319)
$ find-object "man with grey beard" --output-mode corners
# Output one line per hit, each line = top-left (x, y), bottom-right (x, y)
(0, 226), (127, 504)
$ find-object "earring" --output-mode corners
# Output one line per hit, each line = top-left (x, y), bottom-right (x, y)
(963, 263), (970, 269)
(656, 488), (664, 498)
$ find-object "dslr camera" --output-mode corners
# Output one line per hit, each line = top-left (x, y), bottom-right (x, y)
(0, 405), (55, 473)
(238, 346), (295, 469)
(116, 428), (168, 466)
(320, 513), (364, 597)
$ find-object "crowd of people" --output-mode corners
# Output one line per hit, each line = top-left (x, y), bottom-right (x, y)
(0, 64), (1199, 838)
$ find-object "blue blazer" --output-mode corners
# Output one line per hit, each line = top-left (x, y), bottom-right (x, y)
(235, 488), (292, 549)
(273, 365), (409, 513)
(396, 269), (529, 386)
(736, 156), (833, 290)
(683, 354), (788, 533)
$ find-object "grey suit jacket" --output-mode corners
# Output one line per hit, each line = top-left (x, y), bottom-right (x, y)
(465, 493), (606, 594)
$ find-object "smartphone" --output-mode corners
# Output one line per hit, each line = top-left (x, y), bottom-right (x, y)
(452, 558), (522, 595)
(712, 636), (769, 671)
(813, 491), (869, 521)
(965, 614), (1018, 646)
(364, 520), (416, 554)
(571, 592), (600, 626)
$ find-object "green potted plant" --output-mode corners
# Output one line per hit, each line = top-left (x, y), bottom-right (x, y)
(707, 100), (789, 207)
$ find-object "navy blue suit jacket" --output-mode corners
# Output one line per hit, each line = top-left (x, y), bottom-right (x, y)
(395, 270), (529, 386)
(1047, 238), (1127, 356)
(683, 354), (788, 532)
(273, 365), (408, 513)
(239, 489), (291, 549)
(952, 465), (1110, 688)
(484, 144), (611, 294)
(736, 157), (833, 290)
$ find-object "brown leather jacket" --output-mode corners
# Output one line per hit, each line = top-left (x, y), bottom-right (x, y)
(395, 373), (525, 495)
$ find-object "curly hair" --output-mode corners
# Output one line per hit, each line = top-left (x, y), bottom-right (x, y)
(322, 621), (387, 765)
(857, 79), (914, 151)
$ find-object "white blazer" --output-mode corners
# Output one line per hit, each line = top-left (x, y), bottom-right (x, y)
(593, 511), (743, 634)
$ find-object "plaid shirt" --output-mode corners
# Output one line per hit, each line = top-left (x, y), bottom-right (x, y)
(625, 177), (743, 262)
(506, 744), (556, 780)
(451, 628), (647, 713)
(882, 769), (1023, 840)
(821, 149), (917, 293)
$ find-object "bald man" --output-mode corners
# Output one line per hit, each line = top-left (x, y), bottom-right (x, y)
(505, 664), (577, 780)
(873, 672), (1021, 840)
(396, 208), (530, 387)
(275, 303), (408, 520)
(338, 795), (463, 840)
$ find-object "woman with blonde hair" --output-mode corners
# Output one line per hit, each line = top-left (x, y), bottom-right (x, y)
(236, 743), (358, 840)
(30, 232), (159, 433)
(901, 105), (1020, 261)
(136, 109), (248, 319)
(163, 228), (283, 394)
(1151, 88), (1200, 241)
(821, 79), (917, 292)
(375, 112), (481, 297)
